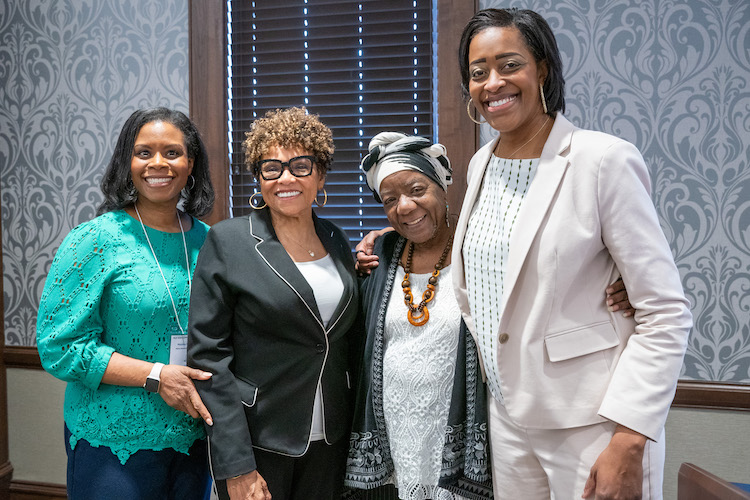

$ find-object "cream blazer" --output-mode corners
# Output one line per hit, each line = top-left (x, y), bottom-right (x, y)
(452, 114), (692, 441)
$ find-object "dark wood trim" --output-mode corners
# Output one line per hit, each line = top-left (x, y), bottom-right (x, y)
(0, 188), (12, 498)
(0, 461), (13, 499)
(678, 462), (750, 500)
(9, 480), (66, 500)
(188, 0), (230, 226)
(673, 380), (750, 412)
(3, 347), (41, 370)
(437, 0), (478, 220)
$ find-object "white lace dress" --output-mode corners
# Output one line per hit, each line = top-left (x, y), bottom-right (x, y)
(382, 264), (466, 500)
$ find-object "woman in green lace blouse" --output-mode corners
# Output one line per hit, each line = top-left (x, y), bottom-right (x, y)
(37, 108), (215, 499)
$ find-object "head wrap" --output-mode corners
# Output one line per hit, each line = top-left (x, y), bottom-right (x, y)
(360, 132), (452, 202)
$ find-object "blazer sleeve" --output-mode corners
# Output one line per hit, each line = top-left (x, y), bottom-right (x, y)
(187, 225), (257, 479)
(595, 139), (692, 440)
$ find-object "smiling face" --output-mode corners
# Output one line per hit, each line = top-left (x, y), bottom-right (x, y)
(379, 169), (450, 246)
(468, 26), (547, 138)
(130, 120), (193, 211)
(259, 144), (325, 222)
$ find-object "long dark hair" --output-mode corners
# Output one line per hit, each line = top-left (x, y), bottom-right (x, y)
(97, 107), (215, 217)
(458, 8), (565, 115)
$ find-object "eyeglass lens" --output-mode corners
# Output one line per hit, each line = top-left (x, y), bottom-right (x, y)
(260, 156), (314, 180)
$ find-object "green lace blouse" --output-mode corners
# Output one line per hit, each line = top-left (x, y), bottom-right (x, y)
(37, 210), (209, 464)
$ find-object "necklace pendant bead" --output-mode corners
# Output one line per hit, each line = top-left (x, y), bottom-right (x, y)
(400, 234), (454, 327)
(408, 308), (429, 326)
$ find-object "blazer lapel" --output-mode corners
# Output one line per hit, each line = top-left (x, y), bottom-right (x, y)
(502, 115), (575, 307)
(249, 209), (324, 329)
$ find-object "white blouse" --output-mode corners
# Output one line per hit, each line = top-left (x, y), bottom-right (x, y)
(382, 264), (464, 500)
(295, 254), (344, 441)
(463, 156), (540, 402)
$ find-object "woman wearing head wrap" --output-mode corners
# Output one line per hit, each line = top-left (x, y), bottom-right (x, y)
(345, 132), (493, 500)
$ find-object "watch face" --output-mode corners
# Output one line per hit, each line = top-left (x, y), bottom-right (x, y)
(144, 377), (160, 393)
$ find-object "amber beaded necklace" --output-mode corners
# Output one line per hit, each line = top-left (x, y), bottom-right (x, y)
(401, 234), (454, 326)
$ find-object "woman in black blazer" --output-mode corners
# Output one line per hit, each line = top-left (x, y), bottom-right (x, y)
(187, 107), (360, 500)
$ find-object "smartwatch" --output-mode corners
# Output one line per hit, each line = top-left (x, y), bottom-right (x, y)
(144, 362), (165, 393)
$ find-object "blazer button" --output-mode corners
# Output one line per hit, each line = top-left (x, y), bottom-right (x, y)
(316, 343), (325, 354)
(498, 333), (510, 344)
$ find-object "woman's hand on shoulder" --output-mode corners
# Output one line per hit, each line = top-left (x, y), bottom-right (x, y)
(158, 365), (214, 425)
(227, 471), (272, 500)
(355, 227), (394, 275)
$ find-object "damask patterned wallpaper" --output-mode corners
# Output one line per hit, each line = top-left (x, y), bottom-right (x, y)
(481, 0), (750, 382)
(1, 0), (748, 383)
(0, 0), (189, 346)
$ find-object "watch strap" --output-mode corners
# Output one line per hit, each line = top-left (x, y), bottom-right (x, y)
(144, 362), (165, 392)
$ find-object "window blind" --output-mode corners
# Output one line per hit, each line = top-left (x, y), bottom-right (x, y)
(227, 0), (435, 244)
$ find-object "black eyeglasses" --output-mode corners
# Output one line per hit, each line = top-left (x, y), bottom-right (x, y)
(258, 155), (316, 180)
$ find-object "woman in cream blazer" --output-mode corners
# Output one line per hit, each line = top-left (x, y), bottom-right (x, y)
(453, 111), (691, 439)
(456, 8), (692, 498)
(452, 110), (693, 500)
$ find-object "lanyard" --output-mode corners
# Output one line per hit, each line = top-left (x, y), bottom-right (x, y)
(134, 204), (191, 334)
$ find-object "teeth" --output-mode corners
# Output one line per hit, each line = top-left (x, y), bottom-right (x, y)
(277, 191), (301, 198)
(489, 95), (516, 107)
(145, 177), (171, 185)
(404, 215), (425, 226)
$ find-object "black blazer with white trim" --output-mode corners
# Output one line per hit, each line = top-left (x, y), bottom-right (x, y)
(187, 207), (360, 480)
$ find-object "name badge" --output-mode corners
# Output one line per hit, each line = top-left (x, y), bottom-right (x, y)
(170, 334), (188, 366)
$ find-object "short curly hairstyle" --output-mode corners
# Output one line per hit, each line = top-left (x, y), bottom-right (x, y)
(243, 107), (334, 179)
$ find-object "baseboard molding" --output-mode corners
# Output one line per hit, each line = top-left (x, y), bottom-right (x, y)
(673, 380), (750, 411)
(3, 347), (41, 370)
(9, 480), (66, 499)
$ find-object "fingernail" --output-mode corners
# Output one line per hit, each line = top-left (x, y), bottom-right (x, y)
(607, 306), (614, 312)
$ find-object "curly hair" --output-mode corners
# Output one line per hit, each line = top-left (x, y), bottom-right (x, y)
(243, 107), (334, 179)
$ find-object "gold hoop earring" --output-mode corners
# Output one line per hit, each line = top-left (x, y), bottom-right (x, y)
(466, 99), (486, 125)
(315, 189), (328, 207)
(249, 192), (266, 210)
(540, 83), (548, 114)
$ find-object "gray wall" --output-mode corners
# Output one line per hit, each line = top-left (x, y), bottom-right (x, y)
(480, 0), (750, 383)
(0, 0), (189, 485)
(1, 0), (189, 346)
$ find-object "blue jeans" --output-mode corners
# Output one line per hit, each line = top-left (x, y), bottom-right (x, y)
(64, 426), (210, 500)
